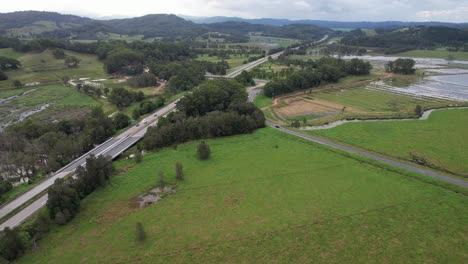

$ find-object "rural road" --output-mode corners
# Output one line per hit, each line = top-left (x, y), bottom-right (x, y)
(247, 86), (468, 189)
(0, 100), (179, 230)
(267, 121), (468, 188)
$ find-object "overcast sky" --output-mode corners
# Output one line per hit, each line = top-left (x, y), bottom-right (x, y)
(2, 0), (468, 22)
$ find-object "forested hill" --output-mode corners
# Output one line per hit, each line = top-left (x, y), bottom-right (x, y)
(340, 26), (468, 52)
(185, 15), (468, 29)
(102, 14), (207, 39)
(204, 22), (332, 40)
(0, 11), (330, 41)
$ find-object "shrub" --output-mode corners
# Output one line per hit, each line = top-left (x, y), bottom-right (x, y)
(157, 171), (167, 187)
(197, 142), (211, 160)
(135, 151), (142, 164)
(135, 222), (146, 242)
(0, 70), (7, 81)
(175, 162), (184, 181)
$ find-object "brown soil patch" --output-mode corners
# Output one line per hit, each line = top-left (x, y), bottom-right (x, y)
(275, 97), (366, 118)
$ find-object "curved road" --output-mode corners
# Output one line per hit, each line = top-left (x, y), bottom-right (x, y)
(248, 86), (468, 188)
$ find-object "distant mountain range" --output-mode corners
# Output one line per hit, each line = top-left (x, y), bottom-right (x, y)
(0, 11), (331, 40)
(182, 15), (468, 29)
(0, 11), (466, 41)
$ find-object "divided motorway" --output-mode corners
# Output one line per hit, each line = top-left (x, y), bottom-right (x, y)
(207, 35), (329, 79)
(0, 35), (330, 230)
(0, 100), (178, 230)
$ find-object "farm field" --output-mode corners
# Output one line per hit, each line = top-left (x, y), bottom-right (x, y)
(0, 48), (24, 59)
(393, 49), (468, 61)
(263, 73), (457, 126)
(0, 49), (107, 88)
(18, 128), (467, 263)
(309, 108), (468, 177)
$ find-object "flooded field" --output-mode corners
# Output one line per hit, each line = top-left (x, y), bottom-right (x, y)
(0, 89), (52, 131)
(340, 55), (468, 102)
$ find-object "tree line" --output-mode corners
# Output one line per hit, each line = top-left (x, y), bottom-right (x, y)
(263, 57), (372, 97)
(0, 155), (114, 262)
(143, 79), (265, 150)
(0, 107), (115, 187)
(341, 26), (468, 54)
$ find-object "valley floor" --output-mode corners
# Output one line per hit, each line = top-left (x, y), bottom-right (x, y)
(19, 128), (467, 263)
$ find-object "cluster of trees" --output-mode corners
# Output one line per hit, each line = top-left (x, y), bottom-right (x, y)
(0, 155), (114, 262)
(235, 71), (256, 86)
(132, 97), (165, 120)
(193, 47), (263, 58)
(0, 57), (21, 70)
(47, 155), (115, 224)
(0, 181), (13, 202)
(385, 58), (416, 75)
(108, 87), (145, 108)
(76, 83), (105, 98)
(152, 61), (206, 92)
(128, 73), (158, 88)
(143, 79), (265, 149)
(0, 56), (21, 81)
(113, 113), (131, 129)
(263, 57), (372, 97)
(341, 26), (468, 53)
(201, 60), (229, 75)
(0, 107), (115, 183)
(322, 44), (367, 56)
(52, 48), (66, 59)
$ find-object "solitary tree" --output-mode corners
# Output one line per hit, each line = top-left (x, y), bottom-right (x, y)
(197, 142), (211, 160)
(134, 151), (142, 164)
(0, 70), (7, 81)
(135, 222), (146, 242)
(157, 171), (167, 187)
(415, 105), (423, 116)
(13, 80), (22, 89)
(175, 162), (184, 181)
(64, 56), (80, 68)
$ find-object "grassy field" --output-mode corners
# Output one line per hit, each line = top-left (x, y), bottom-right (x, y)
(253, 92), (272, 108)
(0, 48), (24, 59)
(0, 84), (103, 127)
(0, 49), (107, 88)
(310, 108), (468, 176)
(196, 54), (262, 71)
(394, 49), (468, 61)
(18, 128), (467, 263)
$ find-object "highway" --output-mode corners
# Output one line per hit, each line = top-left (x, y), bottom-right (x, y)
(207, 35), (329, 79)
(0, 100), (179, 230)
(0, 35), (331, 230)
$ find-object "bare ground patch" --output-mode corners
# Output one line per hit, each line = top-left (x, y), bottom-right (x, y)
(274, 97), (366, 119)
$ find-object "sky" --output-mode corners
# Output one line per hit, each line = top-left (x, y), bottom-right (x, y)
(1, 0), (468, 22)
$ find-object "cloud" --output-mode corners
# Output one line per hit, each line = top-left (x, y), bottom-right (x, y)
(1, 0), (467, 22)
